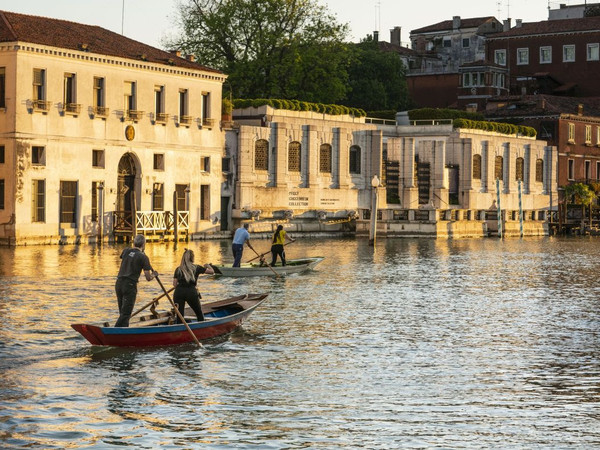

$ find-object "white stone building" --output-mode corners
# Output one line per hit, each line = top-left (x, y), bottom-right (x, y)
(0, 11), (226, 245)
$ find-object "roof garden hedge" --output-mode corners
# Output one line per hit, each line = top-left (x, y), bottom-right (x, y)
(233, 98), (367, 117)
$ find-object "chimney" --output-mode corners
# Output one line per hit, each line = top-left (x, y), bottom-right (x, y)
(453, 16), (461, 30)
(503, 18), (512, 31)
(390, 26), (402, 46)
(170, 49), (182, 58)
(538, 97), (546, 110)
(373, 30), (379, 42)
(515, 19), (522, 28)
(186, 54), (195, 62)
(578, 104), (584, 116)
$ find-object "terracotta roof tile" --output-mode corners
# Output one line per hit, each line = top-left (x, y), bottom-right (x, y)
(411, 17), (497, 34)
(0, 10), (222, 74)
(488, 16), (600, 39)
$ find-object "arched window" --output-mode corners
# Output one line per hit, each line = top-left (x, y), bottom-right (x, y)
(254, 139), (268, 171)
(494, 155), (503, 180)
(320, 144), (332, 173)
(288, 141), (301, 172)
(515, 157), (524, 181)
(472, 154), (482, 180)
(349, 145), (361, 174)
(535, 159), (544, 183)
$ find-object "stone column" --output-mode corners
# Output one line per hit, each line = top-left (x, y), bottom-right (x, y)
(433, 140), (448, 208)
(335, 127), (350, 189)
(402, 137), (418, 208)
(303, 125), (318, 189)
(272, 122), (288, 188)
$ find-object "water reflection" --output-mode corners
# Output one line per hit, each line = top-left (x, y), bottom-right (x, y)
(0, 237), (599, 447)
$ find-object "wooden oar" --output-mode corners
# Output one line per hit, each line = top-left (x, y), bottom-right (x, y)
(250, 247), (280, 278)
(246, 240), (295, 263)
(154, 274), (203, 348)
(131, 286), (174, 318)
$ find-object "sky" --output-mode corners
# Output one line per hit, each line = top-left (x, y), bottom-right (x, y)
(2, 0), (570, 48)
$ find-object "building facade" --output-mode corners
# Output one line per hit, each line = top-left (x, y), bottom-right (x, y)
(0, 11), (226, 245)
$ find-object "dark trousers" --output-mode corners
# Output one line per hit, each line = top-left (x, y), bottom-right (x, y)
(173, 286), (204, 323)
(115, 277), (137, 327)
(232, 243), (244, 267)
(271, 244), (286, 266)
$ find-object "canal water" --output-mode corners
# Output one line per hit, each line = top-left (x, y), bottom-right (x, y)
(0, 237), (599, 448)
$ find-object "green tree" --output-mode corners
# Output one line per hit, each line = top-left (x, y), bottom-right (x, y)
(167, 0), (350, 102)
(564, 182), (596, 231)
(344, 37), (411, 112)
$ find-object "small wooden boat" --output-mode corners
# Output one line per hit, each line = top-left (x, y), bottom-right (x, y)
(71, 293), (268, 347)
(211, 257), (324, 277)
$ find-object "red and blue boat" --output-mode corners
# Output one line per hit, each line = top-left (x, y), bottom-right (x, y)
(71, 293), (268, 347)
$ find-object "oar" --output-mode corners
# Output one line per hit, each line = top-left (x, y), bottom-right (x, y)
(250, 247), (280, 278)
(246, 240), (295, 263)
(131, 286), (175, 318)
(154, 274), (203, 348)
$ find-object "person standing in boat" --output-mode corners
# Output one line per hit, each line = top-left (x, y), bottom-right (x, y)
(172, 249), (214, 323)
(270, 224), (295, 266)
(114, 234), (157, 327)
(231, 223), (255, 267)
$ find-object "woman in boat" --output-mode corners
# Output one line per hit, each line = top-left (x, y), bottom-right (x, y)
(270, 224), (295, 266)
(172, 249), (214, 323)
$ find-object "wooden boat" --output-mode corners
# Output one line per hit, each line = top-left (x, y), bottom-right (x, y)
(71, 293), (268, 347)
(211, 256), (324, 277)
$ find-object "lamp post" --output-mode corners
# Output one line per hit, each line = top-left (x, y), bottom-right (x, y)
(369, 175), (380, 246)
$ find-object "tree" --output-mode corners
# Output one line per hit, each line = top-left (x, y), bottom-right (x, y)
(167, 0), (351, 102)
(344, 37), (411, 112)
(564, 182), (596, 231)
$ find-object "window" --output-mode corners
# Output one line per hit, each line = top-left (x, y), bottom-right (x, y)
(32, 146), (45, 165)
(319, 144), (332, 173)
(91, 181), (99, 222)
(494, 49), (506, 66)
(587, 43), (599, 61)
(493, 73), (505, 88)
(201, 92), (212, 127)
(0, 145), (4, 164)
(585, 160), (591, 180)
(563, 45), (575, 62)
(568, 159), (574, 180)
(93, 77), (107, 116)
(462, 38), (470, 48)
(254, 139), (268, 171)
(175, 184), (187, 211)
(349, 145), (361, 174)
(540, 46), (552, 64)
(515, 157), (524, 181)
(60, 181), (77, 224)
(179, 89), (190, 124)
(201, 156), (210, 172)
(153, 153), (164, 171)
(517, 48), (529, 65)
(32, 180), (45, 222)
(597, 126), (600, 146)
(152, 183), (164, 211)
(443, 38), (451, 48)
(200, 185), (210, 220)
(288, 141), (301, 172)
(0, 67), (5, 109)
(597, 161), (600, 180)
(472, 154), (481, 180)
(535, 159), (544, 183)
(92, 149), (104, 168)
(222, 157), (231, 173)
(568, 123), (575, 143)
(154, 85), (166, 122)
(494, 156), (503, 180)
(124, 81), (136, 115)
(463, 73), (471, 87)
(33, 68), (46, 102)
(586, 125), (592, 144)
(63, 73), (78, 113)
(0, 179), (4, 210)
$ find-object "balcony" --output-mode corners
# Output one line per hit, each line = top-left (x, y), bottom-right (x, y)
(179, 115), (193, 126)
(31, 99), (51, 113)
(93, 106), (109, 118)
(126, 110), (145, 122)
(202, 117), (215, 128)
(155, 112), (169, 124)
(64, 103), (81, 115)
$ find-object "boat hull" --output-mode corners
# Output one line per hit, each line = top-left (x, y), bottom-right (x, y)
(71, 293), (268, 347)
(213, 257), (324, 277)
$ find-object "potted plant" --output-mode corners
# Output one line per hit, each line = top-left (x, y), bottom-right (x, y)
(222, 97), (233, 122)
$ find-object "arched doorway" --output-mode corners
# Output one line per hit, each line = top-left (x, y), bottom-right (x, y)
(116, 153), (137, 233)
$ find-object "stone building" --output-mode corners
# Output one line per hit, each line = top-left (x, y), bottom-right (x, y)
(225, 105), (382, 234)
(0, 11), (225, 245)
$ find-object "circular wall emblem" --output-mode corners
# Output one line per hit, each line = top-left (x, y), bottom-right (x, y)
(125, 125), (135, 141)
